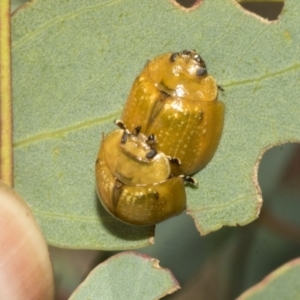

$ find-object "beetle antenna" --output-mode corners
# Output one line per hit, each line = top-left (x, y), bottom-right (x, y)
(132, 126), (142, 136)
(115, 119), (127, 130)
(121, 131), (129, 144)
(115, 120), (131, 144)
(146, 134), (157, 149)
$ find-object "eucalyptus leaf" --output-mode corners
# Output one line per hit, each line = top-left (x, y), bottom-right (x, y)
(238, 0), (283, 3)
(237, 258), (300, 300)
(69, 252), (179, 300)
(12, 0), (300, 248)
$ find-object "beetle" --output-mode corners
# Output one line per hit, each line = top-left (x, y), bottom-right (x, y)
(95, 120), (187, 225)
(121, 50), (225, 176)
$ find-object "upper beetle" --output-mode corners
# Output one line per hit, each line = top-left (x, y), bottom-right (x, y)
(121, 50), (225, 176)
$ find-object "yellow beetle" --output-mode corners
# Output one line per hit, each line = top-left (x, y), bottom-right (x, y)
(121, 50), (225, 176)
(95, 121), (187, 225)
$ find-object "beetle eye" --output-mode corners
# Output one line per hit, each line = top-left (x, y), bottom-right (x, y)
(146, 149), (157, 159)
(170, 52), (179, 62)
(196, 67), (207, 76)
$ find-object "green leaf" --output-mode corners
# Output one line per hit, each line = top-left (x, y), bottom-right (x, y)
(69, 252), (179, 300)
(238, 1), (283, 3)
(12, 0), (300, 248)
(237, 258), (300, 299)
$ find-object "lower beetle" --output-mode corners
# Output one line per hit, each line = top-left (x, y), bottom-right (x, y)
(95, 121), (187, 225)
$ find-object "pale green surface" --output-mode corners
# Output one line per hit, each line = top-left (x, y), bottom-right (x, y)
(12, 0), (300, 248)
(69, 252), (179, 300)
(238, 0), (283, 3)
(238, 258), (300, 299)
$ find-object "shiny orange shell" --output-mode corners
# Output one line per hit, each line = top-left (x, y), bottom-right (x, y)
(121, 50), (225, 176)
(95, 127), (186, 225)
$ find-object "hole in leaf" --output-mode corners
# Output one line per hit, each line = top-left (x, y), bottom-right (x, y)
(236, 1), (284, 21)
(172, 0), (203, 9)
(258, 143), (300, 202)
(258, 143), (300, 249)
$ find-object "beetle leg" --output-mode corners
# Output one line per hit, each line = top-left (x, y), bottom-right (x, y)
(218, 85), (225, 93)
(167, 156), (182, 166)
(180, 175), (198, 187)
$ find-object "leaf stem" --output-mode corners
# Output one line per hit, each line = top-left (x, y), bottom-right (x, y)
(0, 0), (13, 187)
